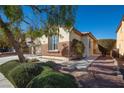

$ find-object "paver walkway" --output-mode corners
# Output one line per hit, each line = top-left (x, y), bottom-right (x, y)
(77, 56), (124, 88)
(61, 56), (98, 70)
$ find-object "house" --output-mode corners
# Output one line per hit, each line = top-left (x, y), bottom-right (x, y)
(33, 27), (97, 60)
(116, 16), (124, 57)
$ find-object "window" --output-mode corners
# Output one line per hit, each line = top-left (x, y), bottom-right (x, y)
(48, 35), (59, 51)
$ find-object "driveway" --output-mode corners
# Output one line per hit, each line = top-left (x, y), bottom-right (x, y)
(0, 54), (43, 65)
(78, 56), (124, 88)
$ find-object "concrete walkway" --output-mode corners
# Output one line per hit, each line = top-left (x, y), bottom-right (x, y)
(62, 55), (99, 70)
(0, 56), (18, 88)
(0, 73), (14, 88)
(0, 54), (37, 65)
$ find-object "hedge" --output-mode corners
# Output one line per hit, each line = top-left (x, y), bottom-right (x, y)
(0, 60), (20, 77)
(26, 69), (78, 88)
(8, 63), (43, 88)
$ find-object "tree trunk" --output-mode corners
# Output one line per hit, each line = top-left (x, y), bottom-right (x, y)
(0, 18), (26, 63)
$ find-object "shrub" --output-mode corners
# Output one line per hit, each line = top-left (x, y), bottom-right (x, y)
(71, 39), (85, 57)
(98, 39), (116, 56)
(8, 63), (43, 88)
(0, 60), (20, 77)
(26, 58), (39, 63)
(26, 69), (78, 88)
(40, 61), (62, 71)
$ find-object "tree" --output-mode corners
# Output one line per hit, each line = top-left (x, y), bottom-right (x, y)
(0, 30), (12, 51)
(0, 5), (77, 63)
(0, 6), (26, 62)
(25, 27), (43, 54)
(98, 39), (116, 56)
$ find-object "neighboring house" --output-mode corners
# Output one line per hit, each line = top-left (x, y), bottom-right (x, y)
(116, 16), (124, 57)
(34, 27), (97, 60)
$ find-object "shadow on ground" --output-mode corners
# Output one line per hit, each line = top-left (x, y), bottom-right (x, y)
(76, 56), (124, 88)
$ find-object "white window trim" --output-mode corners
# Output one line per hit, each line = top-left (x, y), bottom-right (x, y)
(48, 49), (59, 52)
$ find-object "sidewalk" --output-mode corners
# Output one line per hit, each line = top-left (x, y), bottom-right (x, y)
(0, 73), (14, 88)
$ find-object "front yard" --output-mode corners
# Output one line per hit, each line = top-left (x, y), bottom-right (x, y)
(0, 59), (78, 88)
(0, 55), (124, 88)
(0, 55), (98, 88)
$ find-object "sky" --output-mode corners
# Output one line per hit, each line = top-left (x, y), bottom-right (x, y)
(75, 5), (124, 39)
(1, 5), (124, 39)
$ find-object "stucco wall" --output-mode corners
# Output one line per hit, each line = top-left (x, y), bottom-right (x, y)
(70, 31), (82, 41)
(89, 37), (94, 55)
(82, 36), (89, 57)
(34, 27), (97, 59)
(82, 35), (95, 57)
(39, 27), (70, 45)
(117, 21), (124, 56)
(34, 27), (70, 57)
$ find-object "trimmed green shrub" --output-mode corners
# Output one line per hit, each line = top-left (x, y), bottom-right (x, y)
(26, 69), (78, 88)
(8, 63), (43, 88)
(0, 60), (20, 77)
(26, 58), (39, 63)
(98, 39), (116, 56)
(40, 61), (62, 71)
(71, 39), (85, 57)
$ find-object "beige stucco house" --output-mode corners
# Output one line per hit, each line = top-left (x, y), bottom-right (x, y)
(32, 27), (97, 60)
(116, 16), (124, 57)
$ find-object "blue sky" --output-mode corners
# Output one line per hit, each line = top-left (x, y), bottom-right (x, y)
(22, 5), (124, 39)
(1, 5), (124, 39)
(75, 5), (124, 39)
